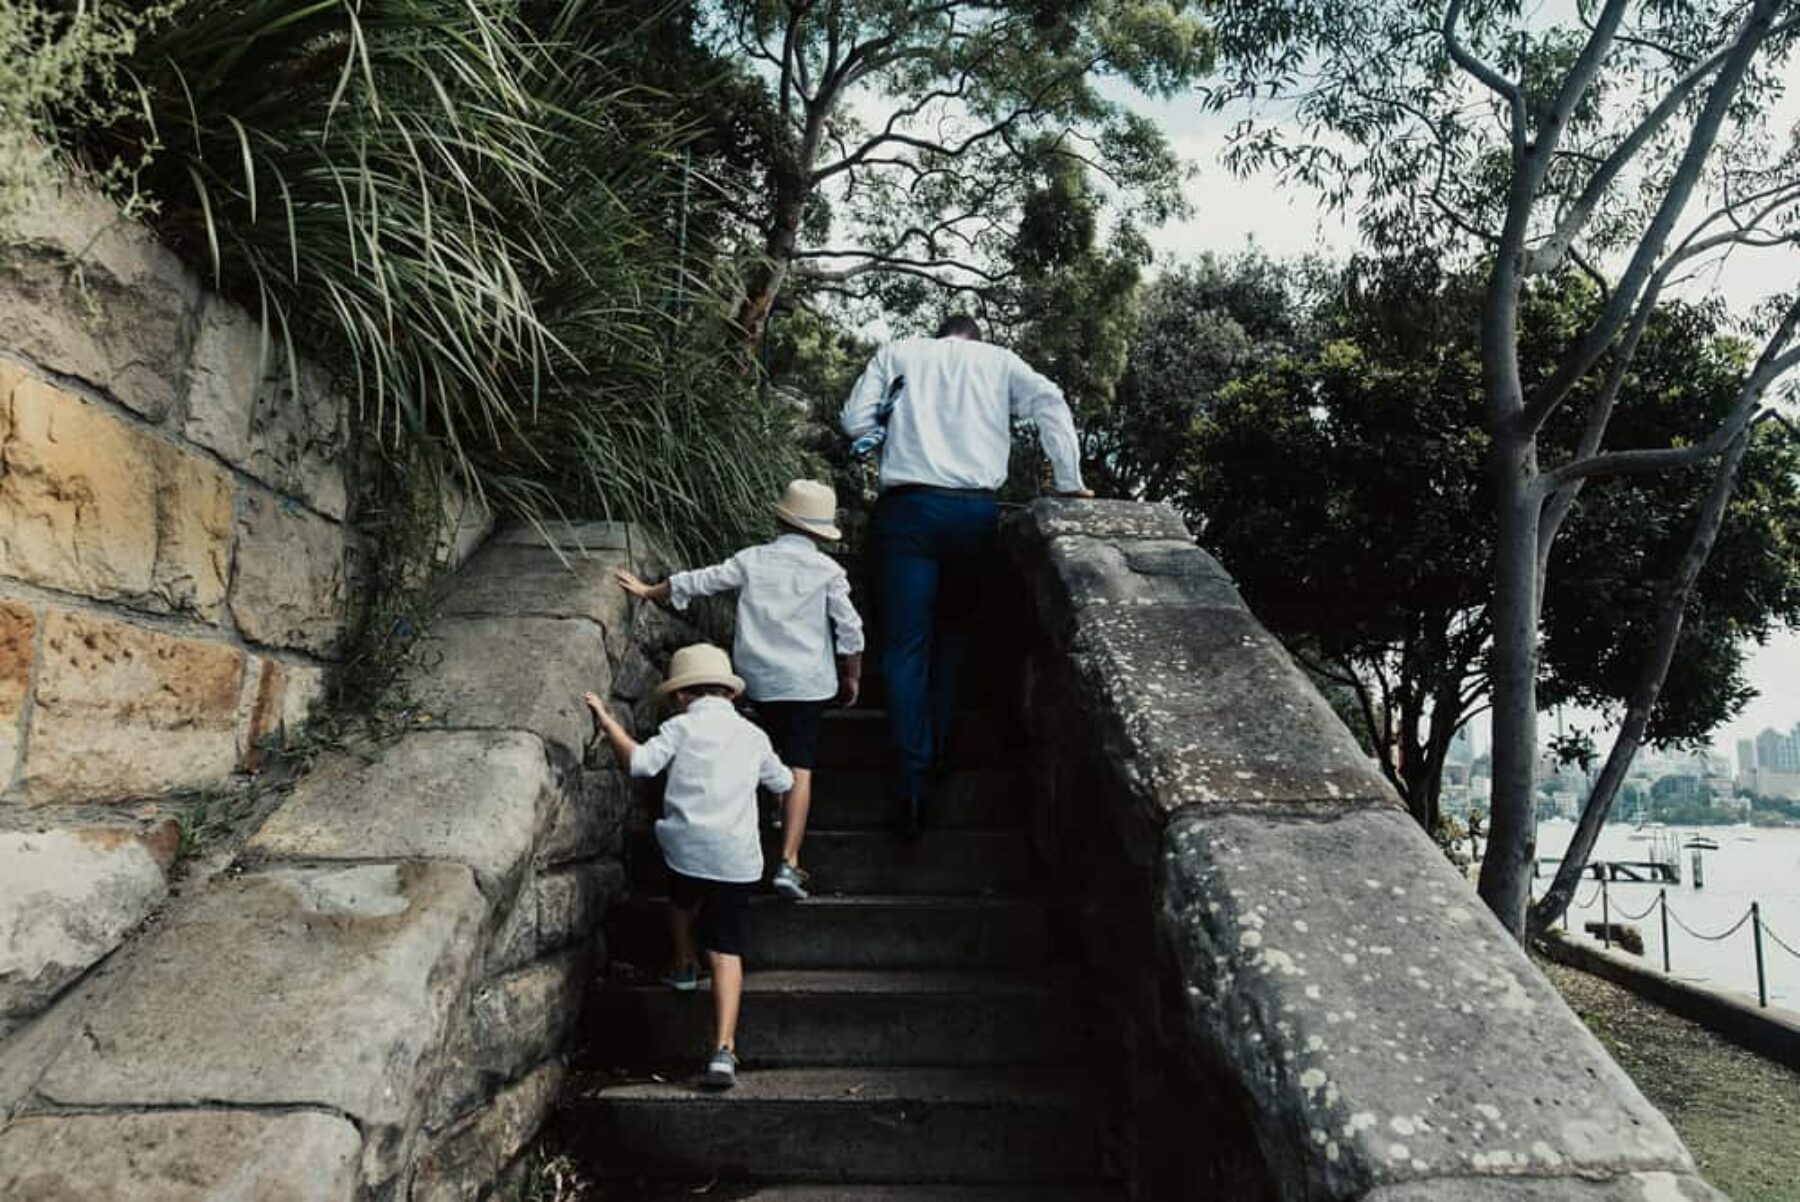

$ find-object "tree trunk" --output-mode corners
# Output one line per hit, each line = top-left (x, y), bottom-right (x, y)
(1526, 429), (1753, 936)
(735, 172), (807, 351)
(1480, 427), (1542, 938)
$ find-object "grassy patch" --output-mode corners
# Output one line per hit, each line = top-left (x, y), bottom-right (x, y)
(1542, 958), (1800, 1201)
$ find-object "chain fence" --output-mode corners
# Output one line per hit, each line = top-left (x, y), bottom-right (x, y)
(1557, 877), (1797, 1008)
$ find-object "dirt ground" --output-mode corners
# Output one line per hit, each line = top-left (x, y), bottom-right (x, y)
(1541, 959), (1800, 1202)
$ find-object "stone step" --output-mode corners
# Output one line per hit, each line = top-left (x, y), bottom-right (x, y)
(593, 1184), (1119, 1200)
(605, 895), (1051, 971)
(806, 769), (1021, 830)
(579, 970), (1072, 1069)
(557, 1067), (1100, 1185)
(625, 829), (1030, 897)
(788, 830), (1028, 896)
(813, 710), (1004, 769)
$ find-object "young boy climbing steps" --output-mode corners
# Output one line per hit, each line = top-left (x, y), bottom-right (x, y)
(616, 479), (864, 901)
(584, 643), (793, 1091)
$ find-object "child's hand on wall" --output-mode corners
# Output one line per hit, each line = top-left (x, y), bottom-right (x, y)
(582, 691), (611, 724)
(615, 569), (655, 599)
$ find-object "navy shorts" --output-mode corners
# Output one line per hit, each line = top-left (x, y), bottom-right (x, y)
(668, 868), (754, 957)
(753, 699), (828, 771)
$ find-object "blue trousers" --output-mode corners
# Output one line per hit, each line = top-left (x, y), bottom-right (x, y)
(870, 489), (998, 800)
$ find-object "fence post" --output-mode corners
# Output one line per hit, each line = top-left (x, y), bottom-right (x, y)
(1660, 888), (1670, 974)
(1753, 901), (1768, 1009)
(1601, 877), (1611, 949)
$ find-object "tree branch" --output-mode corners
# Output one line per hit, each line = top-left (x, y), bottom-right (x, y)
(1522, 0), (1785, 432)
(1442, 0), (1526, 159)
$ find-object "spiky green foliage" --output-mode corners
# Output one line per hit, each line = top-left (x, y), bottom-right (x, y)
(59, 0), (800, 559)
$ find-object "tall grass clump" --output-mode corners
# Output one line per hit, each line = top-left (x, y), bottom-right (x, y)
(51, 0), (801, 562)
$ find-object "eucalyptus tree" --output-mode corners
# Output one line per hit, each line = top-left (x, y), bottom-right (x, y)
(1209, 0), (1800, 937)
(698, 0), (1212, 344)
(1181, 260), (1800, 842)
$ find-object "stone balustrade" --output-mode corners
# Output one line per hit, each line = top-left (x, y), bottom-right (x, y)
(1004, 498), (1723, 1201)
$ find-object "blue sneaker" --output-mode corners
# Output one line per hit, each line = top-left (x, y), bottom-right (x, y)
(660, 964), (700, 992)
(700, 1045), (738, 1090)
(772, 861), (810, 900)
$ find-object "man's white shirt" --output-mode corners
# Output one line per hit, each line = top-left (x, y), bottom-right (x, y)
(839, 336), (1087, 494)
(669, 533), (865, 702)
(631, 696), (793, 883)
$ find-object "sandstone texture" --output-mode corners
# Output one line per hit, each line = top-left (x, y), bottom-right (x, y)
(1074, 603), (1392, 812)
(430, 954), (583, 1127)
(229, 489), (345, 654)
(414, 1062), (563, 1202)
(1361, 1172), (1727, 1201)
(1013, 497), (1191, 544)
(37, 862), (485, 1188)
(244, 356), (349, 520)
(1163, 807), (1694, 1196)
(0, 819), (176, 1028)
(491, 520), (637, 553)
(179, 294), (264, 465)
(0, 177), (198, 421)
(0, 1109), (362, 1202)
(1009, 496), (1716, 1199)
(440, 540), (631, 631)
(23, 609), (243, 803)
(249, 729), (550, 896)
(0, 368), (232, 619)
(408, 615), (610, 759)
(0, 598), (33, 780)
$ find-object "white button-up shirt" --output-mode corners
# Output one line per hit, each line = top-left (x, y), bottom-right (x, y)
(631, 696), (793, 883)
(669, 534), (865, 702)
(839, 336), (1087, 494)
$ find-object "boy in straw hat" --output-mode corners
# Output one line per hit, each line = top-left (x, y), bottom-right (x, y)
(585, 643), (792, 1090)
(616, 479), (864, 902)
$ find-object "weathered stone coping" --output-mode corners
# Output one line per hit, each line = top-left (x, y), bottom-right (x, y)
(1005, 499), (1722, 1201)
(1541, 931), (1800, 1074)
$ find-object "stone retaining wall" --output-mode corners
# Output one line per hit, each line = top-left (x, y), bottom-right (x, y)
(1004, 498), (1723, 1201)
(0, 175), (489, 1039)
(0, 177), (363, 805)
(0, 520), (684, 1199)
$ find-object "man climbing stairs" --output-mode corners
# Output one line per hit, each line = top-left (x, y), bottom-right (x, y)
(556, 706), (1118, 1197)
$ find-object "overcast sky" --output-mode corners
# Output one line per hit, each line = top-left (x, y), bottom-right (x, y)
(1111, 85), (1800, 758)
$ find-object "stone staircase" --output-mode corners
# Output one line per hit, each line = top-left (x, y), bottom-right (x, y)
(554, 706), (1119, 1198)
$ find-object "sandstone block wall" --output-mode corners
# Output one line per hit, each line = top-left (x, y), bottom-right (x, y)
(1004, 499), (1724, 1202)
(0, 520), (686, 1200)
(0, 176), (493, 1048)
(0, 177), (354, 806)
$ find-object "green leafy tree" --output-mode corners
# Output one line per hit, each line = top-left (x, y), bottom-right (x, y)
(1089, 250), (1311, 498)
(1182, 260), (1800, 841)
(1209, 0), (1800, 935)
(695, 0), (1212, 345)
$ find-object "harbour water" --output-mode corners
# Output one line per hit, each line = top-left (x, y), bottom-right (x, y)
(1536, 821), (1800, 1008)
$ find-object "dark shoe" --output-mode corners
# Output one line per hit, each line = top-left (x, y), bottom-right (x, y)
(903, 793), (929, 841)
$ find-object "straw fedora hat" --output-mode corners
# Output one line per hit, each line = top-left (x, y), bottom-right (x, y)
(655, 643), (746, 698)
(774, 479), (842, 542)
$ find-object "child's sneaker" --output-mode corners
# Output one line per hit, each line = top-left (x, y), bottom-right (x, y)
(771, 861), (810, 901)
(661, 964), (700, 992)
(700, 1045), (738, 1090)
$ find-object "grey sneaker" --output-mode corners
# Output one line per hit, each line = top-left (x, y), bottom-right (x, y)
(771, 861), (810, 900)
(660, 964), (700, 992)
(700, 1045), (738, 1090)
